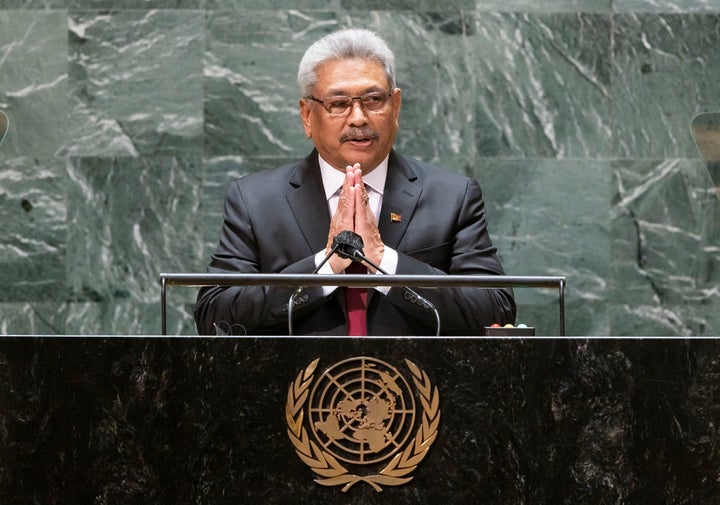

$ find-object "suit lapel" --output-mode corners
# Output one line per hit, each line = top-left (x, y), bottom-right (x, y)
(285, 151), (330, 253)
(367, 152), (422, 310)
(378, 151), (421, 249)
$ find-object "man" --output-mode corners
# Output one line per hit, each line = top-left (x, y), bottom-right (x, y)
(195, 28), (515, 335)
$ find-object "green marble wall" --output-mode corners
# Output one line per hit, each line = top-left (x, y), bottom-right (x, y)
(1, 1), (718, 335)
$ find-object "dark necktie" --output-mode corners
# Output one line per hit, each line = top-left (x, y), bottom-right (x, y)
(344, 262), (368, 336)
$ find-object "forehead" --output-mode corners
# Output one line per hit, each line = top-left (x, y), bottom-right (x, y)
(313, 58), (390, 95)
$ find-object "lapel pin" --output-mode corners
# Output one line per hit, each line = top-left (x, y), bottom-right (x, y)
(390, 212), (402, 223)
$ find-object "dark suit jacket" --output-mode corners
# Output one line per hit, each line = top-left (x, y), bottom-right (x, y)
(195, 150), (516, 335)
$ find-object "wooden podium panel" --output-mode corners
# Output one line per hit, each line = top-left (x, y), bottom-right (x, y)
(1, 336), (719, 504)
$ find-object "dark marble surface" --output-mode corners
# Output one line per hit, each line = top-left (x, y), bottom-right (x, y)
(1, 336), (719, 504)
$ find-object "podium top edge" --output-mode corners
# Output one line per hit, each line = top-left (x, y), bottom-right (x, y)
(158, 273), (567, 289)
(1, 335), (717, 340)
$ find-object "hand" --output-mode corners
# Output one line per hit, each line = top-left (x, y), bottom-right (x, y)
(326, 165), (357, 273)
(326, 163), (384, 273)
(351, 167), (384, 271)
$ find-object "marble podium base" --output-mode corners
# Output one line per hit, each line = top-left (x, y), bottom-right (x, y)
(1, 336), (719, 504)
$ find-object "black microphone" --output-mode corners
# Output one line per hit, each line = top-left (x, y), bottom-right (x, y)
(332, 230), (365, 261)
(334, 231), (441, 336)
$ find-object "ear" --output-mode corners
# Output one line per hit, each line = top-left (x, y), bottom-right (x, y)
(299, 98), (313, 139)
(391, 88), (402, 128)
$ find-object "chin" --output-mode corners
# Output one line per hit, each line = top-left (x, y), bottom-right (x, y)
(343, 152), (381, 169)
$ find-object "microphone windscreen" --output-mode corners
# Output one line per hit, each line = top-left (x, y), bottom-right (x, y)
(333, 230), (365, 260)
(333, 230), (364, 249)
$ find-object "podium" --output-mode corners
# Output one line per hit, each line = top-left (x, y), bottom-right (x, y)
(1, 335), (719, 503)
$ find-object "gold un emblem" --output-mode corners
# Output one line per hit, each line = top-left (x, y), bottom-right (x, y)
(285, 357), (441, 492)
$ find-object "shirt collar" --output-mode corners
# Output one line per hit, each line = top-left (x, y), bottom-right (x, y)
(318, 154), (389, 199)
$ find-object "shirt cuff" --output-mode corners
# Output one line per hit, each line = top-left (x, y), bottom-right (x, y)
(373, 246), (398, 295)
(314, 247), (398, 296)
(314, 250), (338, 297)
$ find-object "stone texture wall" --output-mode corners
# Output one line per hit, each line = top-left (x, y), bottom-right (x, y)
(1, 1), (719, 335)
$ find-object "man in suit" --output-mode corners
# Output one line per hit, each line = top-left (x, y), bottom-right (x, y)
(195, 28), (516, 336)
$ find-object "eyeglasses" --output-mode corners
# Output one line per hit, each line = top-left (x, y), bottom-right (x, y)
(305, 91), (392, 116)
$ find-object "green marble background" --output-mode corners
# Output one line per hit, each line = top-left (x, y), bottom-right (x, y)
(1, 1), (718, 335)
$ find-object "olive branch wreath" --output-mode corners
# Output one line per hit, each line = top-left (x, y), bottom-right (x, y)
(285, 358), (441, 492)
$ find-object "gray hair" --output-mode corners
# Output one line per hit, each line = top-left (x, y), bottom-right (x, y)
(297, 28), (396, 97)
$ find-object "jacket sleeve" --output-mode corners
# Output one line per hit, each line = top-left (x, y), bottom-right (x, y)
(193, 179), (325, 335)
(387, 177), (516, 334)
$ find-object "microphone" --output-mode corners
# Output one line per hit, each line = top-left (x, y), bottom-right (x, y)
(333, 230), (441, 336)
(332, 230), (365, 261)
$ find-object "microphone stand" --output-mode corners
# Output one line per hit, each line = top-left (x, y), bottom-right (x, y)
(287, 242), (342, 335)
(288, 231), (442, 337)
(342, 247), (441, 337)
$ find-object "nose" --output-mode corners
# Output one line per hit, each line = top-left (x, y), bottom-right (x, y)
(347, 99), (368, 125)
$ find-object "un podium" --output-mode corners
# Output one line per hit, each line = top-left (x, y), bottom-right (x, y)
(1, 335), (719, 504)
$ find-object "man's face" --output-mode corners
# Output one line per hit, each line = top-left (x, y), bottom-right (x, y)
(299, 58), (402, 173)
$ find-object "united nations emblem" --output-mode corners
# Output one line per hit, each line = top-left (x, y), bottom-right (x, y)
(285, 357), (441, 492)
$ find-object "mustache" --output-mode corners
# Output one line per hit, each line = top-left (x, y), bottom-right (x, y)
(340, 127), (379, 143)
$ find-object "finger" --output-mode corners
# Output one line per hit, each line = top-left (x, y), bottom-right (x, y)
(338, 169), (356, 213)
(359, 182), (370, 207)
(340, 166), (354, 194)
(345, 163), (358, 183)
(353, 164), (363, 186)
(346, 163), (361, 185)
(355, 204), (377, 236)
(329, 196), (353, 236)
(328, 180), (357, 249)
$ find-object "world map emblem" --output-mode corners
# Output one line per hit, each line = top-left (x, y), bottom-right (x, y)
(285, 357), (441, 492)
